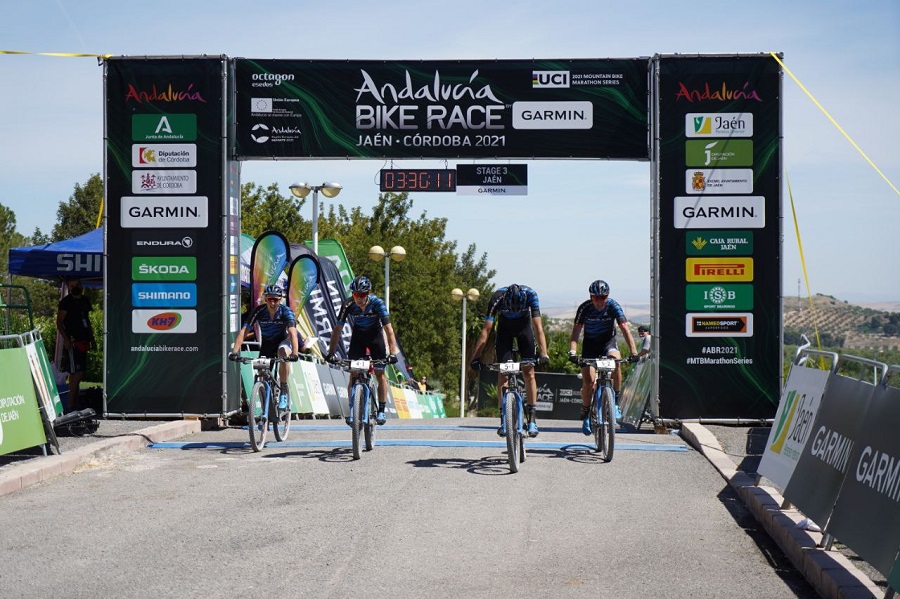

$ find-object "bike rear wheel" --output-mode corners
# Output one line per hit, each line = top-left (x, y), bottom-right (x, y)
(248, 381), (269, 452)
(601, 385), (616, 462)
(272, 391), (291, 442)
(504, 391), (520, 473)
(364, 383), (376, 451)
(351, 384), (364, 460)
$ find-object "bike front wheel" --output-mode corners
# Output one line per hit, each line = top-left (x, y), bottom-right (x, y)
(601, 385), (616, 462)
(364, 384), (376, 451)
(504, 392), (520, 473)
(272, 390), (291, 442)
(351, 384), (364, 460)
(248, 381), (269, 452)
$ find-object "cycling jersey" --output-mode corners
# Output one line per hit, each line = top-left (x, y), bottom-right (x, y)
(484, 285), (541, 322)
(244, 303), (296, 343)
(574, 298), (627, 341)
(337, 294), (391, 332)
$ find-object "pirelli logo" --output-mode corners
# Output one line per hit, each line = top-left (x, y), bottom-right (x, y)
(686, 313), (754, 337)
(686, 257), (754, 282)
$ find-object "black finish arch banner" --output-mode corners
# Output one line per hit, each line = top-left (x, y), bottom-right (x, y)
(655, 54), (782, 419)
(233, 59), (649, 160)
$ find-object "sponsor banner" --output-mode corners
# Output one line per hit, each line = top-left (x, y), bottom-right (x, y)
(234, 59), (649, 159)
(686, 230), (753, 255)
(0, 347), (47, 456)
(685, 283), (754, 311)
(685, 139), (753, 167)
(250, 231), (291, 308)
(656, 54), (781, 419)
(132, 230), (198, 255)
(132, 114), (197, 142)
(24, 340), (60, 422)
(784, 372), (875, 527)
(298, 360), (330, 414)
(758, 364), (830, 490)
(132, 256), (197, 281)
(131, 309), (198, 334)
(674, 196), (765, 229)
(120, 196), (208, 228)
(131, 283), (198, 308)
(685, 112), (753, 138)
(685, 168), (753, 194)
(132, 143), (197, 167)
(685, 257), (754, 282)
(685, 313), (753, 337)
(132, 170), (197, 194)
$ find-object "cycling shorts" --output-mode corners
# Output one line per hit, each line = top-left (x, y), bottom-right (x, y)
(259, 336), (292, 359)
(348, 328), (387, 370)
(582, 336), (619, 360)
(495, 316), (536, 362)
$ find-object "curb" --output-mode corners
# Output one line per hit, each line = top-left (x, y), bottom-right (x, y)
(0, 420), (201, 498)
(681, 423), (882, 599)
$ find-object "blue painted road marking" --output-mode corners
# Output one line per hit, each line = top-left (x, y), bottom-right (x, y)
(149, 439), (689, 451)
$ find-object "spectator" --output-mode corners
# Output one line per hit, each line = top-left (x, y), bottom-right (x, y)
(637, 325), (652, 359)
(418, 376), (430, 393)
(56, 280), (95, 412)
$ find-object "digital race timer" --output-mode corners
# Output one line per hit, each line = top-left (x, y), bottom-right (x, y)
(379, 169), (456, 192)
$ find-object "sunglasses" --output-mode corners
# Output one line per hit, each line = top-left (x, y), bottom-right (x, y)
(265, 296), (281, 302)
(352, 291), (369, 298)
(591, 294), (608, 300)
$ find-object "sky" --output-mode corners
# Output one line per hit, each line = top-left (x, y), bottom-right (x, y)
(2, 0), (898, 314)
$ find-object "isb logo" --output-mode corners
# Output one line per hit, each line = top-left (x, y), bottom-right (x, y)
(532, 71), (570, 88)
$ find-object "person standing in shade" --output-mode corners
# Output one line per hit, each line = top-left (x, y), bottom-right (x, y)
(56, 280), (95, 412)
(568, 280), (637, 435)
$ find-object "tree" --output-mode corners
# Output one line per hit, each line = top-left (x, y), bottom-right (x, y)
(240, 182), (306, 239)
(51, 173), (104, 241)
(0, 203), (26, 276)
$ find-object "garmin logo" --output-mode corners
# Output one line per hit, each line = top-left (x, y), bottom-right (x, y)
(512, 101), (593, 130)
(121, 197), (208, 228)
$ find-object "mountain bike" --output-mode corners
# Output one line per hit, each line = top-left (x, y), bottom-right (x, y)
(483, 359), (536, 473)
(331, 357), (389, 460)
(576, 356), (633, 461)
(235, 355), (293, 451)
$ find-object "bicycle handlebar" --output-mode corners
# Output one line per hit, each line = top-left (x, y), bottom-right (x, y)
(574, 355), (636, 369)
(480, 359), (537, 373)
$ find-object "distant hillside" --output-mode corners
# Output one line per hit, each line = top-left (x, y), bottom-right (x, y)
(783, 294), (898, 350)
(547, 294), (900, 350)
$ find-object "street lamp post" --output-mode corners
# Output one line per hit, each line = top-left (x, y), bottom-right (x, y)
(451, 287), (480, 418)
(368, 245), (406, 311)
(289, 182), (343, 256)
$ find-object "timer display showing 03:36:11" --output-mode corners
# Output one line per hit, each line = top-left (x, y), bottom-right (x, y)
(379, 169), (456, 192)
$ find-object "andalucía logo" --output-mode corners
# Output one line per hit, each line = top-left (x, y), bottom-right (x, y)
(675, 81), (762, 103)
(125, 83), (206, 103)
(147, 312), (182, 331)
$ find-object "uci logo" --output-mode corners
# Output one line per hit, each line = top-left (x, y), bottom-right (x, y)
(532, 71), (570, 88)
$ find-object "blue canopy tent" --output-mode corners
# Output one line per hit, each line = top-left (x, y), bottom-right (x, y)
(7, 227), (104, 283)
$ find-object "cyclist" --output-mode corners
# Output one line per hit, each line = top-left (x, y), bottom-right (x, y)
(568, 280), (637, 435)
(325, 275), (399, 426)
(229, 284), (303, 411)
(469, 284), (549, 438)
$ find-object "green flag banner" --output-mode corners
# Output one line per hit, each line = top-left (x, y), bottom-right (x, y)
(0, 347), (47, 456)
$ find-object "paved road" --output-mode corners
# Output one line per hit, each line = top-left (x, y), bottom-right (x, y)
(1, 418), (817, 599)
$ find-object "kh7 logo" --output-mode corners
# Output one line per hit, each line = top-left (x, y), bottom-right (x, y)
(147, 312), (182, 330)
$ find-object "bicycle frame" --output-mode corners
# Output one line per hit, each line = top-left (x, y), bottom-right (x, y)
(239, 356), (291, 451)
(486, 360), (536, 473)
(578, 356), (620, 461)
(335, 357), (388, 460)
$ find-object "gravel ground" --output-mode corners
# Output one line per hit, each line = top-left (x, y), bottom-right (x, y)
(704, 424), (888, 595)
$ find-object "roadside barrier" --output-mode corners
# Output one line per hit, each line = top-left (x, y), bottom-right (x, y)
(758, 349), (900, 594)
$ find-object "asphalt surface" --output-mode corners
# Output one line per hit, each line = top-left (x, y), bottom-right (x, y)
(0, 417), (885, 598)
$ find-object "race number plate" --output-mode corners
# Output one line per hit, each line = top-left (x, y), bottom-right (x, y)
(594, 358), (616, 371)
(499, 362), (521, 373)
(350, 359), (370, 373)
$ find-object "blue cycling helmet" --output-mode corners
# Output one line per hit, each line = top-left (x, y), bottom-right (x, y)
(503, 284), (527, 313)
(349, 276), (372, 294)
(589, 280), (610, 297)
(263, 284), (283, 298)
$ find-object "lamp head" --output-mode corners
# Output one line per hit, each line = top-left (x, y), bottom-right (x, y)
(389, 246), (406, 262)
(320, 182), (343, 198)
(289, 183), (311, 199)
(466, 288), (480, 301)
(450, 288), (464, 301)
(368, 245), (386, 261)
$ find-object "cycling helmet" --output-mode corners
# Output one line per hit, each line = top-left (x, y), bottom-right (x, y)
(589, 280), (610, 297)
(349, 276), (372, 294)
(263, 284), (284, 298)
(502, 284), (527, 313)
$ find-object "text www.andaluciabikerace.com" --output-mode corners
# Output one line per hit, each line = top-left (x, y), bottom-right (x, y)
(130, 345), (200, 352)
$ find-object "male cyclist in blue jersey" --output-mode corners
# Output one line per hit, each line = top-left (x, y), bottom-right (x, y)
(229, 284), (306, 411)
(568, 280), (638, 435)
(470, 284), (549, 438)
(325, 275), (399, 426)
